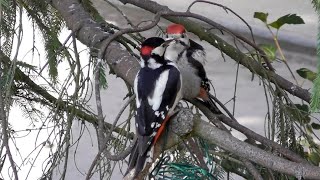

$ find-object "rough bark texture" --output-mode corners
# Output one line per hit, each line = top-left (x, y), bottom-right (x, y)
(194, 120), (320, 179)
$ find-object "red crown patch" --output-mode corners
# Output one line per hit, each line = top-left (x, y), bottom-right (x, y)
(166, 24), (186, 34)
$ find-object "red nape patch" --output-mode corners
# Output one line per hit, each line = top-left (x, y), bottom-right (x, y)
(166, 24), (186, 34)
(140, 46), (154, 56)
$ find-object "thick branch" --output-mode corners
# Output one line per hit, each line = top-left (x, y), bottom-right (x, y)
(190, 99), (307, 164)
(194, 120), (320, 179)
(118, 0), (311, 103)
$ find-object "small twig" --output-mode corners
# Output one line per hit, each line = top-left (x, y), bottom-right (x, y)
(269, 28), (299, 85)
(98, 11), (164, 59)
(190, 99), (307, 163)
(86, 94), (136, 180)
(207, 94), (236, 121)
(232, 62), (240, 116)
(39, 29), (79, 75)
(94, 59), (106, 150)
(0, 7), (22, 180)
(161, 11), (274, 71)
(0, 95), (19, 180)
(186, 0), (272, 71)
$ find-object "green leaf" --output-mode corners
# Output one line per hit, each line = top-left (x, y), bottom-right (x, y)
(311, 122), (320, 130)
(269, 14), (305, 29)
(296, 68), (317, 82)
(254, 12), (268, 23)
(259, 44), (277, 61)
(309, 152), (320, 165)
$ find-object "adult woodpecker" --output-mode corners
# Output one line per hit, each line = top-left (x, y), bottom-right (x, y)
(164, 24), (221, 114)
(125, 37), (182, 179)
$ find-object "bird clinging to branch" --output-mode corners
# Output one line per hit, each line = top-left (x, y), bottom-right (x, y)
(125, 37), (182, 179)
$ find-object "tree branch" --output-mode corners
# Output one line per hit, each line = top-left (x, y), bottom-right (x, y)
(118, 0), (311, 103)
(190, 99), (307, 164)
(194, 119), (320, 179)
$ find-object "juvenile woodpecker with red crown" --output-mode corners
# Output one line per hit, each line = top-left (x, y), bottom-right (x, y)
(164, 24), (221, 114)
(125, 37), (182, 179)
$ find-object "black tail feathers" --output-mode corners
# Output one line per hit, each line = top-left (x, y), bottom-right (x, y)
(124, 137), (150, 179)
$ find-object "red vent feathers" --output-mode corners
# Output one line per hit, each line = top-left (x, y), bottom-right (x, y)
(166, 24), (186, 34)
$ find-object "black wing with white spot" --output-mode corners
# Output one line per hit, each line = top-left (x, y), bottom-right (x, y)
(126, 63), (181, 177)
(135, 64), (181, 155)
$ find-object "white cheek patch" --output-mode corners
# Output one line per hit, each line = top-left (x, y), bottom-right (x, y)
(151, 46), (165, 57)
(147, 58), (161, 69)
(147, 70), (170, 111)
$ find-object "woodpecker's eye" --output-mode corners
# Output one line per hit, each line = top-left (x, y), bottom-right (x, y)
(165, 34), (168, 38)
(181, 33), (185, 38)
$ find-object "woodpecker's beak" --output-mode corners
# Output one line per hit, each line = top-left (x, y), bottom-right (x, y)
(161, 39), (174, 47)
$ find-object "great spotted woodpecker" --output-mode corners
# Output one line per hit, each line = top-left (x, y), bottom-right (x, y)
(164, 24), (221, 114)
(125, 37), (182, 179)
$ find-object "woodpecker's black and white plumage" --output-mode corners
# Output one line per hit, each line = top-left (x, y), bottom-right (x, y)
(164, 24), (221, 114)
(125, 37), (182, 179)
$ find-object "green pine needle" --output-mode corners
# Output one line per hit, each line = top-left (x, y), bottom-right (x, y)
(310, 0), (320, 112)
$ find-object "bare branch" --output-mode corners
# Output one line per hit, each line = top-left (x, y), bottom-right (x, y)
(0, 83), (18, 180)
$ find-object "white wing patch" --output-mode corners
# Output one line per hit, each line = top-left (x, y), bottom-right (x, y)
(147, 58), (161, 69)
(192, 49), (206, 65)
(134, 73), (141, 108)
(147, 70), (170, 111)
